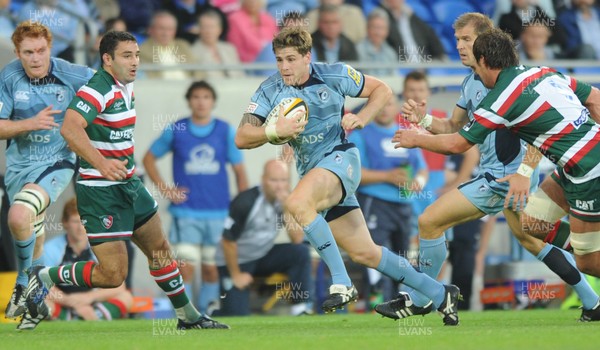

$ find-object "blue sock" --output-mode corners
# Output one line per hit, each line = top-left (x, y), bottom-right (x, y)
(376, 247), (445, 308)
(404, 235), (448, 307)
(537, 244), (599, 310)
(198, 282), (220, 314)
(14, 235), (36, 286)
(304, 215), (351, 286)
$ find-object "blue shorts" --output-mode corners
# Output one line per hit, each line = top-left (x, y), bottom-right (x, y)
(315, 144), (361, 221)
(169, 217), (226, 246)
(5, 159), (75, 204)
(458, 171), (540, 215)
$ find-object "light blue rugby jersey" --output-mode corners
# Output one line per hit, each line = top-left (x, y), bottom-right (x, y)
(247, 62), (365, 176)
(0, 57), (94, 169)
(457, 71), (527, 178)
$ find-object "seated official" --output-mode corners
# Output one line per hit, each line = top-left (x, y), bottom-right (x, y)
(43, 198), (133, 320)
(215, 160), (312, 316)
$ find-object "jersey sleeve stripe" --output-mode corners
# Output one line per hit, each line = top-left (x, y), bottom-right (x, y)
(473, 109), (505, 129)
(76, 90), (102, 112)
(79, 86), (105, 110)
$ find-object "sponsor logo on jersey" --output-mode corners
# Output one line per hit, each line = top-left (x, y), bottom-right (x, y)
(317, 88), (329, 102)
(0, 101), (3, 113)
(299, 133), (324, 144)
(15, 90), (30, 101)
(112, 100), (125, 111)
(100, 215), (113, 229)
(76, 100), (91, 114)
(347, 66), (361, 87)
(462, 119), (475, 132)
(476, 91), (482, 101)
(573, 109), (589, 129)
(56, 88), (66, 103)
(26, 133), (51, 143)
(335, 153), (343, 164)
(109, 129), (134, 140)
(245, 102), (258, 113)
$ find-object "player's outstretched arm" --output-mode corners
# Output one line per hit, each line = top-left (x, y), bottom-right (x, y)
(401, 103), (468, 135)
(342, 75), (392, 130)
(61, 109), (128, 181)
(392, 129), (473, 155)
(0, 105), (61, 140)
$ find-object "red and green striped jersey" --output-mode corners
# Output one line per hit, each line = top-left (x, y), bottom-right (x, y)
(459, 65), (599, 184)
(67, 67), (136, 186)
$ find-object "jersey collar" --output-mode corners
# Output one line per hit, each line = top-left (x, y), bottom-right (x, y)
(291, 63), (325, 90)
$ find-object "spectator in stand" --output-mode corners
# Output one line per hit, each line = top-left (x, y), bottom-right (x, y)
(191, 9), (244, 79)
(0, 0), (15, 39)
(139, 11), (196, 79)
(266, 0), (317, 20)
(17, 0), (93, 62)
(378, 0), (446, 61)
(498, 0), (566, 48)
(558, 0), (600, 59)
(306, 0), (366, 44)
(398, 71), (448, 218)
(87, 17), (127, 69)
(227, 0), (278, 63)
(162, 0), (229, 44)
(311, 4), (358, 63)
(357, 7), (396, 76)
(517, 17), (557, 60)
(118, 0), (161, 34)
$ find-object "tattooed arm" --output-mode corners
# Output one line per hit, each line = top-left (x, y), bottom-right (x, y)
(234, 113), (268, 149)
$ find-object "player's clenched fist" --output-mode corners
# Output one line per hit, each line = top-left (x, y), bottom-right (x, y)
(341, 113), (365, 130)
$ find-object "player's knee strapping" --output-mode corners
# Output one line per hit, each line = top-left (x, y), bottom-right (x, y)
(570, 231), (600, 255)
(13, 188), (48, 237)
(201, 245), (216, 265)
(523, 190), (568, 225)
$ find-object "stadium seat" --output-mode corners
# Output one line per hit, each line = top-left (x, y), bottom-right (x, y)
(261, 273), (289, 313)
(468, 0), (496, 16)
(406, 0), (436, 24)
(431, 1), (477, 30)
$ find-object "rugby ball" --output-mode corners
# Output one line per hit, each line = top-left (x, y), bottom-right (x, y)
(264, 97), (309, 145)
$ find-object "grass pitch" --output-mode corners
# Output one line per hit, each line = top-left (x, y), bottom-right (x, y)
(2, 309), (599, 350)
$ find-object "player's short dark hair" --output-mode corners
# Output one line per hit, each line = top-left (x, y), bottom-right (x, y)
(403, 70), (429, 89)
(99, 30), (137, 63)
(272, 27), (312, 56)
(185, 80), (217, 101)
(473, 29), (518, 69)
